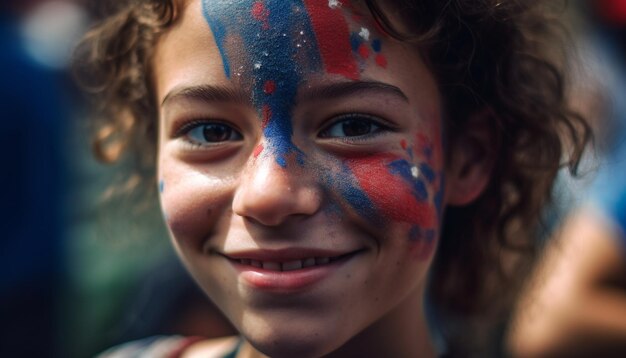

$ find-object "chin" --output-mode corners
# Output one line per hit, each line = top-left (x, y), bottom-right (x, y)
(240, 315), (351, 358)
(248, 334), (341, 358)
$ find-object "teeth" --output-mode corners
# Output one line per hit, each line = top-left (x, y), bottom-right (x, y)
(235, 256), (344, 271)
(303, 258), (316, 268)
(316, 257), (330, 265)
(282, 260), (303, 271)
(263, 261), (282, 271)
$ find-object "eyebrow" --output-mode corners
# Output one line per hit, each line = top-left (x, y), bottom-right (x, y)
(161, 85), (249, 107)
(299, 80), (409, 103)
(161, 80), (409, 107)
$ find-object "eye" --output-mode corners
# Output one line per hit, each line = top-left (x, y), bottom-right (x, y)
(181, 122), (243, 144)
(319, 114), (387, 139)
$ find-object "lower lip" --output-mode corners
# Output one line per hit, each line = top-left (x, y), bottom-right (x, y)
(231, 256), (354, 292)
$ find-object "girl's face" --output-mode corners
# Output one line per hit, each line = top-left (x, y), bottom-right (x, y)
(156, 0), (446, 355)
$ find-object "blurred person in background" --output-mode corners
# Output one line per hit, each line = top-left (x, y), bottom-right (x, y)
(0, 0), (87, 356)
(508, 0), (626, 356)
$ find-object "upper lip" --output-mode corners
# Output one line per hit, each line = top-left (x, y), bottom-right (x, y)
(217, 248), (364, 262)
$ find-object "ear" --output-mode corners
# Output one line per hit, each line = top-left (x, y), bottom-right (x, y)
(445, 108), (498, 206)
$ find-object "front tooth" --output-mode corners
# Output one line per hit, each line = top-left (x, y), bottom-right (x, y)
(263, 261), (282, 271)
(316, 257), (330, 265)
(282, 260), (303, 271)
(303, 258), (316, 268)
(251, 260), (262, 268)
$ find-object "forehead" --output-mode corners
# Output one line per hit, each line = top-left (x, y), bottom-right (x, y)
(153, 0), (440, 116)
(155, 1), (393, 89)
(201, 0), (358, 80)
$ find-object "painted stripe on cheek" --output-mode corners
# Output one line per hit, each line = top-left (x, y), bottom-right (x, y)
(346, 155), (437, 227)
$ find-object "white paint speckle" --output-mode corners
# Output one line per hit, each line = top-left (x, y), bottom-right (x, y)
(254, 63), (262, 69)
(299, 30), (305, 35)
(411, 166), (420, 179)
(328, 0), (341, 9)
(359, 27), (370, 41)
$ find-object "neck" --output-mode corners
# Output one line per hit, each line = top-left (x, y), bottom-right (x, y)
(328, 287), (436, 358)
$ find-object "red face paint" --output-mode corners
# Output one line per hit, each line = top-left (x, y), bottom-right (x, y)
(262, 105), (272, 129)
(253, 144), (264, 158)
(302, 0), (360, 80)
(375, 54), (388, 68)
(252, 1), (270, 30)
(263, 80), (276, 95)
(346, 154), (437, 228)
(358, 43), (370, 59)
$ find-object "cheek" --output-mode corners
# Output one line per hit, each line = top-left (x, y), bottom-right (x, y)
(158, 163), (232, 251)
(348, 155), (437, 227)
(321, 135), (444, 260)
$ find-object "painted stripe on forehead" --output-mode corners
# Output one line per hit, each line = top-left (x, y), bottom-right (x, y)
(202, 1), (359, 167)
(302, 0), (359, 80)
(201, 2), (231, 77)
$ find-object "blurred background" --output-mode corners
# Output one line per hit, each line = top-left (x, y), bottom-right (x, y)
(0, 1), (234, 357)
(0, 0), (623, 357)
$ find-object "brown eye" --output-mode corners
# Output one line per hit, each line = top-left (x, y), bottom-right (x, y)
(341, 119), (373, 137)
(319, 114), (385, 138)
(185, 122), (242, 144)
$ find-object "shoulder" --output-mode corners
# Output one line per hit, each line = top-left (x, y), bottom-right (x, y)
(96, 336), (241, 358)
(96, 336), (206, 358)
(180, 336), (241, 358)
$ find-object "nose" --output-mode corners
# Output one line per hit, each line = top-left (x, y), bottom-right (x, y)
(232, 152), (322, 227)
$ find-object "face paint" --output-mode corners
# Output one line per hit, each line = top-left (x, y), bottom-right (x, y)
(202, 0), (360, 167)
(201, 0), (439, 250)
(348, 154), (436, 226)
(157, 3), (450, 353)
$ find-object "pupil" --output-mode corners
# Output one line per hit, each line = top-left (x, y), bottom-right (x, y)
(342, 119), (371, 136)
(203, 124), (230, 142)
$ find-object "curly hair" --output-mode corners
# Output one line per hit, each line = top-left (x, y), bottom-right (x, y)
(74, 0), (590, 353)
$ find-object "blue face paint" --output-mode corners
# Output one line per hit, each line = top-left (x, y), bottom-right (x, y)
(371, 39), (382, 53)
(201, 2), (442, 247)
(332, 163), (381, 224)
(350, 32), (363, 52)
(419, 163), (436, 183)
(388, 159), (429, 201)
(202, 0), (325, 167)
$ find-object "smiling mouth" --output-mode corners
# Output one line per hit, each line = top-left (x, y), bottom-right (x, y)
(216, 249), (365, 291)
(218, 250), (362, 272)
(231, 254), (355, 272)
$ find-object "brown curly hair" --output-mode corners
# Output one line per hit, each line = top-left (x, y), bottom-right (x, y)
(74, 0), (591, 353)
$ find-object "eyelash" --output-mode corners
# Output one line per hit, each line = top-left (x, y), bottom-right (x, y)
(318, 113), (394, 141)
(172, 113), (392, 148)
(175, 119), (243, 147)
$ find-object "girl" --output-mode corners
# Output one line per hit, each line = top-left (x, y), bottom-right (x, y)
(76, 0), (589, 356)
